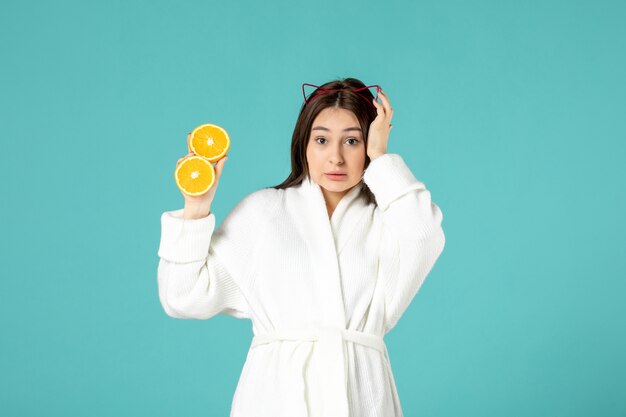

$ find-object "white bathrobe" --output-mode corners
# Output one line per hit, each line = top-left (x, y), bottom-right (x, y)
(157, 153), (446, 417)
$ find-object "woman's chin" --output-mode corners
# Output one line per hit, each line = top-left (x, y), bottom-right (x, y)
(319, 179), (357, 194)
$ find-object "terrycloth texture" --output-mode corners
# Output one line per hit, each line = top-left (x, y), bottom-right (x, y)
(157, 153), (446, 417)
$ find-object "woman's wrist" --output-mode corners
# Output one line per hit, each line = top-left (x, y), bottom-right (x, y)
(368, 151), (386, 161)
(183, 204), (211, 219)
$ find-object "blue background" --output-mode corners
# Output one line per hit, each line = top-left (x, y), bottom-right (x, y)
(1, 0), (624, 416)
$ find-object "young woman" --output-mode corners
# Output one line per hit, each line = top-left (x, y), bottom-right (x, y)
(157, 77), (446, 417)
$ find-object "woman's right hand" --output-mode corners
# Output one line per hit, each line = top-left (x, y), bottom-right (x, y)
(178, 146), (228, 219)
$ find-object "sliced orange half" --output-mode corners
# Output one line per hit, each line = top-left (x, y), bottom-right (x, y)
(188, 123), (230, 162)
(174, 155), (215, 196)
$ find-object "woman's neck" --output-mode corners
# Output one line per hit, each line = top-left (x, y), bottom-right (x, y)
(321, 188), (348, 219)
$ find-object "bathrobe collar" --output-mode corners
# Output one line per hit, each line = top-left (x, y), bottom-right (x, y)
(286, 176), (373, 415)
(291, 175), (370, 326)
(297, 175), (366, 227)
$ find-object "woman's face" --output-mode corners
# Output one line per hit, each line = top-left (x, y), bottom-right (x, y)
(306, 107), (366, 203)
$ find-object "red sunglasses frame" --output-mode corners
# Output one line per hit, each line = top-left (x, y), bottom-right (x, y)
(302, 83), (381, 107)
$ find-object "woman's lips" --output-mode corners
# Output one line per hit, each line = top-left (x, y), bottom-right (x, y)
(325, 173), (347, 181)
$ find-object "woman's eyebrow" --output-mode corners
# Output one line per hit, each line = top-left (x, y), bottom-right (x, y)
(311, 126), (362, 132)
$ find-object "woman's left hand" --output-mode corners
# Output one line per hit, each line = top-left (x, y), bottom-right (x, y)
(367, 87), (393, 160)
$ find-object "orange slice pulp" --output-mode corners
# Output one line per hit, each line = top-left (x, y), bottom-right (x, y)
(174, 155), (215, 196)
(188, 123), (230, 162)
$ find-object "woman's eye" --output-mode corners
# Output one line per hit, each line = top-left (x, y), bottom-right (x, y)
(314, 137), (359, 145)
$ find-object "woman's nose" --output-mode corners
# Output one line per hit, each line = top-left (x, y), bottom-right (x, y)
(330, 154), (344, 165)
(329, 146), (344, 164)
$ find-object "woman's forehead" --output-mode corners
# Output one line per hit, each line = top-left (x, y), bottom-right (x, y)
(312, 107), (360, 128)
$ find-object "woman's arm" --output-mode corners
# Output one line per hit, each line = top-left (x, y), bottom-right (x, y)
(156, 186), (277, 320)
(363, 153), (446, 333)
(157, 209), (250, 320)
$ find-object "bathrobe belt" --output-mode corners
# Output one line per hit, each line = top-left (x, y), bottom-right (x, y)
(250, 326), (393, 417)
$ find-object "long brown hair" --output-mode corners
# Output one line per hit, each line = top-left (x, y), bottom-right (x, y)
(271, 77), (377, 206)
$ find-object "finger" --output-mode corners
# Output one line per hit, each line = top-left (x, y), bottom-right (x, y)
(378, 90), (393, 118)
(177, 152), (194, 165)
(378, 89), (391, 107)
(372, 96), (384, 116)
(376, 93), (388, 115)
(216, 158), (227, 182)
(215, 157), (228, 179)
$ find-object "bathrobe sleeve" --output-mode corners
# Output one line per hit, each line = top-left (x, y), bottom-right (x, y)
(363, 153), (446, 332)
(157, 190), (274, 320)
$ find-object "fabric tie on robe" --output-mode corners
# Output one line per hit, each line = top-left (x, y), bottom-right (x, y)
(250, 325), (398, 417)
